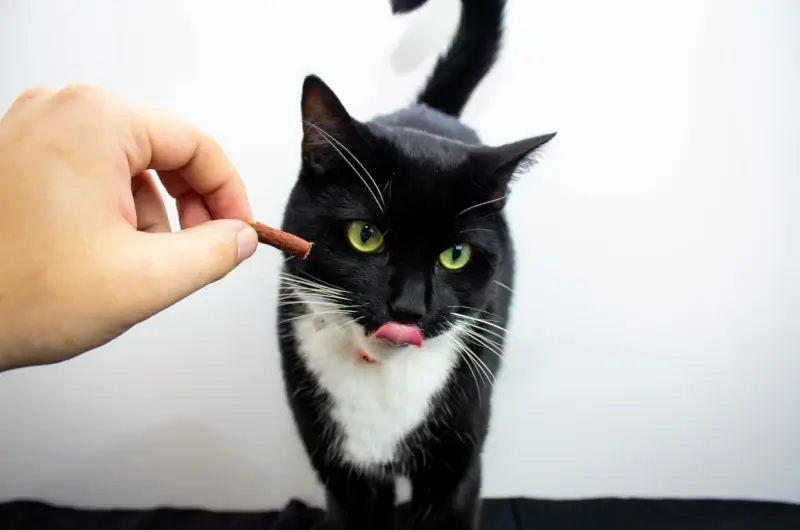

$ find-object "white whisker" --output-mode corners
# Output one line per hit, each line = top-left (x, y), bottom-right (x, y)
(454, 315), (507, 344)
(457, 336), (493, 391)
(279, 277), (351, 301)
(277, 292), (345, 303)
(445, 322), (484, 404)
(278, 272), (348, 293)
(494, 280), (513, 293)
(454, 325), (497, 384)
(458, 195), (507, 217)
(448, 305), (501, 321)
(452, 313), (509, 335)
(279, 280), (347, 296)
(294, 270), (347, 292)
(458, 228), (494, 235)
(332, 315), (364, 333)
(302, 120), (384, 213)
(277, 300), (359, 310)
(459, 324), (505, 362)
(280, 309), (355, 326)
(457, 346), (482, 405)
(281, 287), (349, 302)
(466, 347), (495, 389)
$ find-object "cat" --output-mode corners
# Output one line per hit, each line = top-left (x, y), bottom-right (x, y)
(275, 0), (555, 528)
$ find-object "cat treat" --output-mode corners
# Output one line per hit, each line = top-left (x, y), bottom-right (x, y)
(247, 220), (313, 259)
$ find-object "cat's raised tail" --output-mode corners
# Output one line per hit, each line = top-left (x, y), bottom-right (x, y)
(391, 0), (507, 118)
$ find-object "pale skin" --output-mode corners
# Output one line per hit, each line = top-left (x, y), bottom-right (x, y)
(0, 85), (260, 372)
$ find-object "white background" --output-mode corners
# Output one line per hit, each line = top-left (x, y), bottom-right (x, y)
(1, 0), (798, 510)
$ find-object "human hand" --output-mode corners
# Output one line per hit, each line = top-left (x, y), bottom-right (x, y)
(0, 86), (259, 372)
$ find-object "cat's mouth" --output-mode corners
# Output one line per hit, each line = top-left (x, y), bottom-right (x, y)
(372, 322), (423, 348)
(358, 322), (423, 364)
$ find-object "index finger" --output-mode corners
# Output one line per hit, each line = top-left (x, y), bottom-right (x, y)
(123, 100), (253, 222)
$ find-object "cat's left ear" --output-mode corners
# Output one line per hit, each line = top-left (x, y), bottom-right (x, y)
(477, 132), (557, 205)
(300, 75), (360, 175)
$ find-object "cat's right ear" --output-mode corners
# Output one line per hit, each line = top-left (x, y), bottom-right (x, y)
(300, 75), (358, 175)
(390, 0), (429, 14)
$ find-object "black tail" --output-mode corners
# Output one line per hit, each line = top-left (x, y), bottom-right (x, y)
(391, 0), (507, 117)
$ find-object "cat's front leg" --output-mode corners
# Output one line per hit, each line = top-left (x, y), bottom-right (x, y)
(410, 457), (482, 530)
(323, 469), (396, 530)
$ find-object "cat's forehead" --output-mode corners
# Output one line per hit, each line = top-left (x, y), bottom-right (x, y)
(314, 123), (493, 231)
(350, 127), (485, 225)
(368, 122), (471, 170)
(383, 166), (488, 235)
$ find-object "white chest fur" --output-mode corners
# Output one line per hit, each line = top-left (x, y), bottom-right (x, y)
(292, 306), (460, 470)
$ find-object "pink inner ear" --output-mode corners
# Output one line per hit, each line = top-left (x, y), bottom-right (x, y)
(372, 322), (424, 348)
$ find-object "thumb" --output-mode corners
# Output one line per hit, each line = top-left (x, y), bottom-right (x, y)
(117, 219), (259, 318)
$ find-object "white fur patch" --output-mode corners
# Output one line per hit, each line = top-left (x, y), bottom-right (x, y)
(292, 296), (460, 470)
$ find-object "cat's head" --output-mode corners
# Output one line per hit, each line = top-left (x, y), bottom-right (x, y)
(280, 75), (554, 355)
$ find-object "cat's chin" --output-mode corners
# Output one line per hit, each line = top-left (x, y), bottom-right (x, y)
(351, 324), (421, 364)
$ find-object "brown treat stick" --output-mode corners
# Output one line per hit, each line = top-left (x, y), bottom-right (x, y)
(247, 220), (313, 260)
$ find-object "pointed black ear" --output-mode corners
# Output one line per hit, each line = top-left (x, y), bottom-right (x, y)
(300, 75), (358, 175)
(478, 132), (556, 205)
(390, 0), (429, 14)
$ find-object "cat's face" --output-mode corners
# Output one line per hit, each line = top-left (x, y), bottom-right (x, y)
(280, 76), (553, 349)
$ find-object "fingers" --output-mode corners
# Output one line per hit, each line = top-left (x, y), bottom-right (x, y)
(112, 220), (258, 320)
(9, 84), (253, 226)
(0, 84), (261, 369)
(2, 86), (55, 119)
(132, 171), (171, 233)
(176, 191), (212, 229)
(123, 105), (253, 224)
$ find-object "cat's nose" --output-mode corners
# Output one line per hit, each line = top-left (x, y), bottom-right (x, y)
(388, 295), (426, 324)
(388, 273), (427, 324)
(388, 301), (425, 324)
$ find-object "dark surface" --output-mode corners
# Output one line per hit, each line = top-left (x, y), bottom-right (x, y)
(2, 497), (799, 529)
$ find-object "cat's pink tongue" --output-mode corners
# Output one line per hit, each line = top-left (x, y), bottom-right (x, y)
(372, 322), (423, 348)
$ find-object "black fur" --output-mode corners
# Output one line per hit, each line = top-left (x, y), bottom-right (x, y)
(276, 1), (555, 529)
(390, 0), (428, 14)
(415, 0), (506, 117)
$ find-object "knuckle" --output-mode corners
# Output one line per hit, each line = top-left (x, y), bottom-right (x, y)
(6, 86), (54, 113)
(128, 117), (152, 159)
(52, 84), (105, 109)
(18, 86), (52, 102)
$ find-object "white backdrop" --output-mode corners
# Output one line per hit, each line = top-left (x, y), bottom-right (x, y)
(0, 0), (798, 510)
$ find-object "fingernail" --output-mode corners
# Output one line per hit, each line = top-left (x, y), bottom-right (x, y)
(237, 225), (258, 263)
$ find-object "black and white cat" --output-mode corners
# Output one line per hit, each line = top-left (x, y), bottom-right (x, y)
(276, 0), (554, 528)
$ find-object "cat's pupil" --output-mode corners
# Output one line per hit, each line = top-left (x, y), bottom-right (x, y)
(360, 224), (373, 243)
(451, 245), (463, 261)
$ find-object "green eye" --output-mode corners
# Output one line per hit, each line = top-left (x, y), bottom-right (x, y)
(346, 220), (384, 253)
(439, 243), (472, 270)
